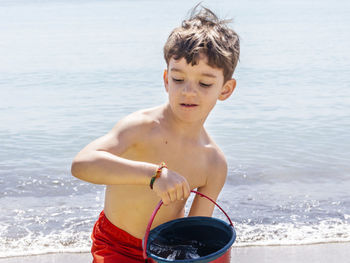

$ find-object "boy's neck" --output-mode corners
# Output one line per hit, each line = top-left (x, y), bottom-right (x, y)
(161, 103), (205, 140)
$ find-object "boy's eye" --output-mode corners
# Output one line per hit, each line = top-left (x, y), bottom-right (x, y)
(199, 82), (212, 88)
(172, 78), (184, 82)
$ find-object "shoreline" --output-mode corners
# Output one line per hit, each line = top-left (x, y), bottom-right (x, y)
(1, 242), (349, 263)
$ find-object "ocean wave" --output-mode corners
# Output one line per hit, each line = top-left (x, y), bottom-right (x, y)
(1, 220), (349, 258)
(0, 229), (91, 258)
(235, 219), (350, 246)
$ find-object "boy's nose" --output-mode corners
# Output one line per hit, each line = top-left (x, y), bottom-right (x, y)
(181, 83), (196, 96)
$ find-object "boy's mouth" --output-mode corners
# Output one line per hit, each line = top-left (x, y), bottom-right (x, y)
(180, 103), (198, 107)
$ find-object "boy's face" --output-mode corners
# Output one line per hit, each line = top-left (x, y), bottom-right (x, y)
(164, 54), (236, 123)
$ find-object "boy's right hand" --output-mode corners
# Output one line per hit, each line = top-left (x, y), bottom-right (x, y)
(152, 168), (190, 205)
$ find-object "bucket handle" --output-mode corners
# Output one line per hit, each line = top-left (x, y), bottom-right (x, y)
(142, 190), (234, 259)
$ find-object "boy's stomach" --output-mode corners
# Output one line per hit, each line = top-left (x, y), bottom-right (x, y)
(104, 184), (186, 239)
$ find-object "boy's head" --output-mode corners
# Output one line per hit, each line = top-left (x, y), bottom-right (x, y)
(164, 5), (240, 83)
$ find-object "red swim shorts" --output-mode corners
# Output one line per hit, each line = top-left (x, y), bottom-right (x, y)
(91, 211), (150, 263)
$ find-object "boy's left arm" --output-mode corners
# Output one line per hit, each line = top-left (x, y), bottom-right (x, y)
(188, 156), (228, 217)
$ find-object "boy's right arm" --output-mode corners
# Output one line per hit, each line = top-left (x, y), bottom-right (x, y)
(71, 114), (155, 185)
(71, 113), (190, 204)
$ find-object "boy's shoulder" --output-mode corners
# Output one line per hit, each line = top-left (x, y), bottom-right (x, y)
(189, 135), (228, 199)
(106, 107), (162, 150)
(203, 136), (228, 177)
(111, 107), (160, 134)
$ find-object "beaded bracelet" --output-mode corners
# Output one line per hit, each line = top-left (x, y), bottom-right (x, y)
(150, 162), (167, 190)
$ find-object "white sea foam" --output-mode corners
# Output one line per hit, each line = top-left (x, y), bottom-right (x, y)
(234, 219), (350, 247)
(0, 229), (91, 258)
(1, 220), (350, 258)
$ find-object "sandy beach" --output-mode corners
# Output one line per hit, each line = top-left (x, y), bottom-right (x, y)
(1, 243), (349, 263)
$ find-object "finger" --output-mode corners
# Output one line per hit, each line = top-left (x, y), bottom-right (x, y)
(176, 183), (184, 201)
(169, 188), (177, 203)
(183, 181), (191, 199)
(162, 192), (171, 206)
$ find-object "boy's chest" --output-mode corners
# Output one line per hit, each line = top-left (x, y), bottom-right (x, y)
(123, 136), (210, 189)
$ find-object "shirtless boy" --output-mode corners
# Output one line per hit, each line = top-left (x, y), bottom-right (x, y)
(71, 6), (240, 263)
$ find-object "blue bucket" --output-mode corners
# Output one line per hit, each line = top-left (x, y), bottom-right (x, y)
(143, 191), (236, 263)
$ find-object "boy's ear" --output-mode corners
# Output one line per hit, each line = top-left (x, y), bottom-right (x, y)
(163, 69), (169, 92)
(218, 79), (236, 101)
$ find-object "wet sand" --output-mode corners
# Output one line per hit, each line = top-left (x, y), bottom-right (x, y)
(0, 243), (349, 262)
(231, 242), (350, 263)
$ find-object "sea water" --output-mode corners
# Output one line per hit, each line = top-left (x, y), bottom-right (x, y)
(150, 238), (227, 260)
(150, 240), (202, 260)
(1, 0), (350, 258)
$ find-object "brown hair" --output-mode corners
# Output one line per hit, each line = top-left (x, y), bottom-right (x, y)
(164, 5), (240, 82)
